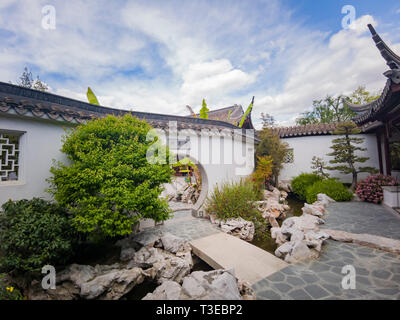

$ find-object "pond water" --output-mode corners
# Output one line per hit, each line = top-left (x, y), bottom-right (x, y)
(250, 195), (305, 254)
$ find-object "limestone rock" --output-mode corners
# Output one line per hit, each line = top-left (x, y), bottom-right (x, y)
(142, 280), (185, 300)
(278, 181), (292, 193)
(27, 280), (80, 300)
(80, 267), (145, 300)
(182, 269), (242, 300)
(120, 247), (136, 262)
(271, 227), (288, 246)
(237, 280), (256, 300)
(161, 233), (191, 254)
(284, 241), (313, 264)
(302, 203), (324, 217)
(317, 194), (335, 206)
(57, 264), (95, 288)
(219, 218), (255, 242)
(129, 246), (190, 284)
(324, 229), (400, 255)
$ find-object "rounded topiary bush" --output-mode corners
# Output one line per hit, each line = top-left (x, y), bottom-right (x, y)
(356, 174), (398, 204)
(291, 173), (323, 200)
(0, 198), (78, 273)
(306, 179), (353, 204)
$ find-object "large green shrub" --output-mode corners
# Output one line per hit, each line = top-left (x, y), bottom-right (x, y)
(0, 198), (77, 273)
(48, 115), (173, 238)
(291, 173), (323, 200)
(306, 179), (353, 204)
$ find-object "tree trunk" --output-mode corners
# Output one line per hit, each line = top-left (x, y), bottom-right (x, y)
(351, 171), (357, 191)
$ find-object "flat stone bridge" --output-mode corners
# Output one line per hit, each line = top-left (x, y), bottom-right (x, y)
(190, 232), (288, 285)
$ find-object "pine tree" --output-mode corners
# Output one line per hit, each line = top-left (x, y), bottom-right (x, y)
(311, 156), (330, 179)
(326, 122), (377, 190)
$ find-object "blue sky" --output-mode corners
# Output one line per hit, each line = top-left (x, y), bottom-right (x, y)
(1, 0), (400, 128)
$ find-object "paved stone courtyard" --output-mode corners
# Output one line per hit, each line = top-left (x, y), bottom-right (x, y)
(252, 202), (400, 300)
(139, 209), (220, 241)
(138, 201), (400, 300)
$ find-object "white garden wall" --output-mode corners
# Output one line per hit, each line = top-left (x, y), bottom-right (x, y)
(0, 114), (73, 205)
(279, 134), (380, 183)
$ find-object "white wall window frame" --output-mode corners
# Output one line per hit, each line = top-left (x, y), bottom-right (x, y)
(0, 129), (26, 185)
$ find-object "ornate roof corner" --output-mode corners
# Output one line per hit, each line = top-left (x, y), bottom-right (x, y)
(368, 24), (400, 71)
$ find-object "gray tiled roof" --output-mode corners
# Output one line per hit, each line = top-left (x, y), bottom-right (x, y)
(0, 82), (244, 132)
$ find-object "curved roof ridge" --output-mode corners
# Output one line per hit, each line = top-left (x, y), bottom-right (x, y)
(368, 24), (400, 70)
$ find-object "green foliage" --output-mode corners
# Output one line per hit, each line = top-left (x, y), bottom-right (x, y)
(311, 156), (330, 179)
(199, 99), (209, 119)
(306, 179), (353, 204)
(252, 156), (273, 189)
(239, 96), (254, 128)
(205, 180), (268, 237)
(48, 114), (173, 239)
(296, 87), (380, 126)
(256, 128), (289, 186)
(0, 274), (24, 300)
(205, 180), (262, 221)
(87, 87), (100, 105)
(346, 86), (380, 105)
(291, 173), (323, 200)
(326, 122), (378, 189)
(0, 198), (77, 273)
(296, 95), (356, 125)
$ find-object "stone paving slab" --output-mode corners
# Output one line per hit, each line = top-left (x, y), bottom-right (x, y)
(253, 202), (400, 300)
(323, 202), (400, 239)
(134, 210), (220, 242)
(190, 233), (289, 285)
(253, 240), (400, 300)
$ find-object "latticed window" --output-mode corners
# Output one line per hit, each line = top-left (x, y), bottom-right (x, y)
(284, 148), (294, 163)
(0, 133), (21, 182)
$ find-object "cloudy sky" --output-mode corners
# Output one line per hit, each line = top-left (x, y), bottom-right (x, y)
(1, 0), (400, 128)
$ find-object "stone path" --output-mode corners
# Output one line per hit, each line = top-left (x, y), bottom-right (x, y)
(252, 202), (400, 300)
(137, 210), (220, 242)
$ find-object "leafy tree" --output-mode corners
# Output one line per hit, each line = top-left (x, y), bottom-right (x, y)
(260, 112), (275, 129)
(296, 87), (379, 125)
(17, 67), (48, 91)
(311, 156), (330, 179)
(199, 99), (209, 119)
(296, 95), (355, 125)
(256, 128), (289, 186)
(48, 114), (173, 239)
(347, 86), (380, 105)
(252, 155), (273, 189)
(325, 122), (378, 190)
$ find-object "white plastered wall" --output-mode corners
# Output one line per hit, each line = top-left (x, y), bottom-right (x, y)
(279, 134), (380, 183)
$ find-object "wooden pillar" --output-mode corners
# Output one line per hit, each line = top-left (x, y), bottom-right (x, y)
(384, 122), (392, 176)
(376, 130), (384, 174)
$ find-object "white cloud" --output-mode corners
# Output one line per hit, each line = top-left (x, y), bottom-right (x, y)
(0, 2), (399, 129)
